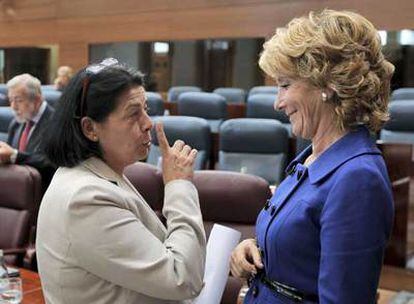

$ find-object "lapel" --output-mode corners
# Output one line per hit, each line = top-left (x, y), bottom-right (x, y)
(13, 123), (25, 148)
(82, 157), (167, 235)
(82, 157), (124, 186)
(272, 126), (380, 216)
(25, 105), (52, 152)
(82, 157), (147, 203)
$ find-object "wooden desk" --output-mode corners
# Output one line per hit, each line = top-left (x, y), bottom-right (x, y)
(379, 265), (414, 292)
(378, 289), (397, 304)
(20, 268), (44, 304)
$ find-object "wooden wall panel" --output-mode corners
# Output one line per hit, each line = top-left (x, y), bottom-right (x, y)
(0, 0), (413, 69)
(56, 0), (277, 19)
(59, 42), (88, 72)
(0, 0), (56, 22)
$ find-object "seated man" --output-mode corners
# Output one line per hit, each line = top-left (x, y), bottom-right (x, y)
(0, 73), (56, 190)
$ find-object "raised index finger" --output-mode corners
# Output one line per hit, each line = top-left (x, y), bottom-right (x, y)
(155, 122), (170, 157)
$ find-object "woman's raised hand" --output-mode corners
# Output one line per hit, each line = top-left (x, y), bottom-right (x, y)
(155, 123), (198, 184)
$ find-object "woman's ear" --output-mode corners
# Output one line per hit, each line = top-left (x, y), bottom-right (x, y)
(325, 86), (336, 100)
(80, 117), (99, 142)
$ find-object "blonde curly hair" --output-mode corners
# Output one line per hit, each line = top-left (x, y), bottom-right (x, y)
(259, 9), (395, 132)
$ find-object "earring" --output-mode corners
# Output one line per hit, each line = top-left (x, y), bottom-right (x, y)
(321, 92), (327, 102)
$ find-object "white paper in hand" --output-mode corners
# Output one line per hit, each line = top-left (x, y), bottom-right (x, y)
(192, 224), (241, 304)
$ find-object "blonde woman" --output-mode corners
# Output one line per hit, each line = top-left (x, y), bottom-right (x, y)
(230, 10), (394, 303)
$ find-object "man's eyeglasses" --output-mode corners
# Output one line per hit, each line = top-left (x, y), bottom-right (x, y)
(76, 58), (119, 119)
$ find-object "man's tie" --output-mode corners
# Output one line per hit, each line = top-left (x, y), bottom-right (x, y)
(18, 120), (34, 152)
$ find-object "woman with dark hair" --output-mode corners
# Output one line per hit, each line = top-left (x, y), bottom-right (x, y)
(36, 59), (206, 304)
(230, 10), (394, 303)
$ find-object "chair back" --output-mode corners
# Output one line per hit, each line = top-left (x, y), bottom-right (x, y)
(178, 92), (227, 133)
(42, 90), (62, 108)
(0, 165), (42, 265)
(146, 92), (165, 116)
(0, 107), (13, 142)
(391, 88), (414, 101)
(0, 84), (8, 107)
(246, 94), (288, 123)
(193, 169), (271, 240)
(147, 116), (211, 170)
(248, 86), (278, 97)
(167, 86), (201, 102)
(213, 87), (246, 103)
(380, 100), (414, 144)
(219, 118), (289, 184)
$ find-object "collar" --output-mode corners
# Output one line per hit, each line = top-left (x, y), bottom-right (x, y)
(82, 156), (123, 186)
(285, 126), (381, 184)
(30, 101), (47, 124)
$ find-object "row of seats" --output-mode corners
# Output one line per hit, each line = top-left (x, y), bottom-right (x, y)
(146, 116), (290, 185)
(1, 83), (413, 109)
(167, 85), (278, 104)
(167, 85), (414, 104)
(0, 84), (277, 108)
(0, 107), (296, 185)
(147, 91), (288, 133)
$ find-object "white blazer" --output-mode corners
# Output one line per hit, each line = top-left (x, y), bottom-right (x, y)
(36, 157), (206, 304)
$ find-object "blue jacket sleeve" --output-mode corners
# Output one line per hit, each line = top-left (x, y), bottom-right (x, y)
(318, 163), (393, 303)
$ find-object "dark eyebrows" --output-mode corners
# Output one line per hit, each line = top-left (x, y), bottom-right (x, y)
(124, 103), (142, 113)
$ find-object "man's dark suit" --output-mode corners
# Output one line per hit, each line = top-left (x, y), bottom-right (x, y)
(7, 104), (56, 191)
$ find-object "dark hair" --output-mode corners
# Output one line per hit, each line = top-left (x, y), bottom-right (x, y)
(43, 63), (144, 167)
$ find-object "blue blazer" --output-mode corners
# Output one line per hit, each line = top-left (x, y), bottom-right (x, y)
(245, 127), (394, 303)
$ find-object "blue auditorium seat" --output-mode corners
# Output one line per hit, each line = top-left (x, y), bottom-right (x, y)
(42, 90), (62, 108)
(248, 86), (278, 97)
(0, 107), (13, 142)
(177, 92), (227, 133)
(213, 87), (246, 103)
(145, 92), (164, 116)
(147, 116), (211, 170)
(0, 84), (8, 107)
(380, 100), (414, 144)
(41, 85), (57, 91)
(167, 86), (201, 102)
(391, 88), (414, 101)
(218, 118), (289, 184)
(246, 94), (291, 135)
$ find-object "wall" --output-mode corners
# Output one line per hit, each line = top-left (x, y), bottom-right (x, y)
(90, 42), (140, 69)
(0, 0), (413, 70)
(232, 39), (262, 90)
(171, 41), (202, 87)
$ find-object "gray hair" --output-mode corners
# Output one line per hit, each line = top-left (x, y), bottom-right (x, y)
(7, 73), (42, 101)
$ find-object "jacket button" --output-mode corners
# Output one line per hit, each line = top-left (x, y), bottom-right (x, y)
(252, 286), (259, 297)
(264, 199), (270, 210)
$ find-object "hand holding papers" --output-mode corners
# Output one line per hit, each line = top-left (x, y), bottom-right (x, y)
(192, 224), (241, 304)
